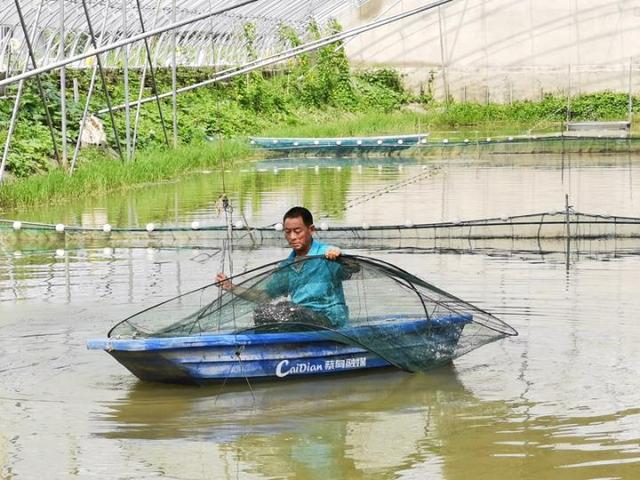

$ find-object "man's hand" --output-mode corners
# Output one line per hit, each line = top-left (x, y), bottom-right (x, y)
(325, 247), (341, 260)
(216, 272), (233, 291)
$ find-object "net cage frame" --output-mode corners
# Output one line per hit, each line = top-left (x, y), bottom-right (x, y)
(106, 254), (518, 371)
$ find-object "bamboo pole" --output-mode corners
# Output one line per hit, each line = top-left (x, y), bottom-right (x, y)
(13, 0), (61, 166)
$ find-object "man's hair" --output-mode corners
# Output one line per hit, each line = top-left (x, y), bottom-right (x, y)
(283, 206), (313, 226)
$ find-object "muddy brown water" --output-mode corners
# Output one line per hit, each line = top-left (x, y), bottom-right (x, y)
(1, 153), (639, 479)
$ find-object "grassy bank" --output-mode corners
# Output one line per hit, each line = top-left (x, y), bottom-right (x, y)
(2, 103), (639, 211)
(0, 140), (252, 211)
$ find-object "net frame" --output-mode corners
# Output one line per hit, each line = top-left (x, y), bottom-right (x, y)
(107, 254), (517, 372)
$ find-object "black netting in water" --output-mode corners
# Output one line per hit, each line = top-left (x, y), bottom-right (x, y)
(108, 255), (517, 372)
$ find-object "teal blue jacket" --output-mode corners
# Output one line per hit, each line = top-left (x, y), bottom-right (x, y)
(265, 240), (349, 327)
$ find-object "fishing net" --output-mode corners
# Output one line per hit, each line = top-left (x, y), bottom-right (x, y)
(108, 255), (517, 372)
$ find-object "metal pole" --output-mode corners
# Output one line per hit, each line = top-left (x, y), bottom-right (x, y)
(69, 65), (98, 174)
(132, 0), (162, 159)
(566, 64), (571, 130)
(80, 0), (124, 162)
(565, 194), (571, 271)
(70, 5), (111, 175)
(98, 0), (457, 114)
(0, 0), (260, 89)
(59, 0), (67, 168)
(123, 0), (131, 160)
(171, 0), (178, 147)
(13, 0), (61, 166)
(134, 0), (170, 147)
(438, 5), (449, 104)
(0, 1), (44, 183)
(131, 65), (148, 160)
(628, 57), (634, 124)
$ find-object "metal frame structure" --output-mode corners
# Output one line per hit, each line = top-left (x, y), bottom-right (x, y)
(0, 0), (455, 182)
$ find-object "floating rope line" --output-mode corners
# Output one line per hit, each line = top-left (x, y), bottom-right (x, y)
(2, 210), (640, 241)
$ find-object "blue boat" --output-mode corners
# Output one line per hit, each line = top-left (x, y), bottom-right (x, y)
(87, 314), (471, 384)
(87, 255), (516, 384)
(249, 134), (428, 155)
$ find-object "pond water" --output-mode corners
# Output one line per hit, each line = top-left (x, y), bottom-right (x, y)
(1, 152), (639, 479)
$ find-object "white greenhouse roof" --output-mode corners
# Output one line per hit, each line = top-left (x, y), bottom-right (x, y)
(0, 0), (369, 72)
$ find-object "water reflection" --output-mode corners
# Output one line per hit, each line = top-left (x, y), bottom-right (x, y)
(92, 363), (640, 479)
(3, 239), (640, 304)
(96, 367), (477, 478)
(3, 153), (640, 229)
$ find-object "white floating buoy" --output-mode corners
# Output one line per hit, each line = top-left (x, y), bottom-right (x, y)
(464, 139), (469, 143)
(12, 221), (21, 231)
(420, 138), (427, 144)
(273, 167), (279, 174)
(404, 219), (414, 228)
(293, 141), (299, 146)
(191, 221), (200, 230)
(102, 224), (112, 233)
(146, 223), (155, 232)
(314, 165), (320, 173)
(272, 139), (278, 144)
(442, 139), (449, 144)
(421, 165), (428, 170)
(486, 137), (492, 142)
(336, 140), (342, 145)
(103, 247), (114, 257)
(234, 220), (244, 229)
(377, 139), (383, 145)
(13, 250), (22, 258)
(508, 136), (514, 141)
(275, 222), (283, 231)
(250, 140), (255, 145)
(397, 139), (403, 144)
(55, 249), (65, 258)
(336, 166), (342, 171)
(320, 222), (329, 231)
(362, 222), (370, 230)
(356, 140), (363, 145)
(55, 223), (65, 233)
(313, 140), (320, 145)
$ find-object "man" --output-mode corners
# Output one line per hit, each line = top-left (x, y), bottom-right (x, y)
(216, 206), (355, 328)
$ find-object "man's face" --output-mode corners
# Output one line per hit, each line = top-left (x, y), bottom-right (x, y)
(283, 216), (315, 255)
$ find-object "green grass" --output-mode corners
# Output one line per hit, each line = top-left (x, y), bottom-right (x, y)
(0, 139), (253, 211)
(259, 110), (428, 138)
